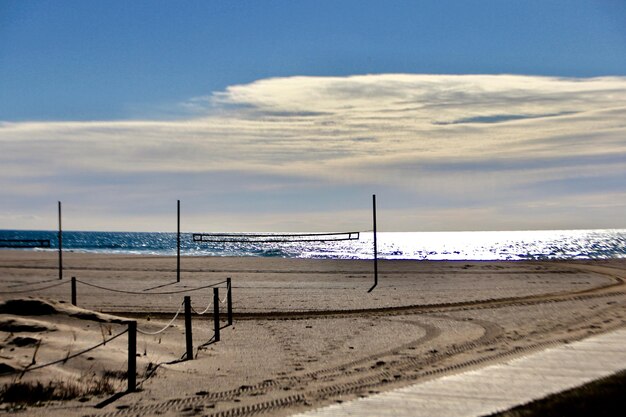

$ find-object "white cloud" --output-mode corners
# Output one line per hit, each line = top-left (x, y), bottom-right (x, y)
(1, 74), (625, 231)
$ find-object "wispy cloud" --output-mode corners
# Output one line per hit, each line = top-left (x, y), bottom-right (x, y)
(1, 74), (625, 231)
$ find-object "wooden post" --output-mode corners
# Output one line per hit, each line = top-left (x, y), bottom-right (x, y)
(58, 201), (63, 280)
(226, 278), (233, 326)
(177, 200), (180, 283)
(127, 321), (137, 392)
(184, 296), (193, 360)
(369, 194), (378, 292)
(213, 288), (220, 342)
(71, 276), (76, 306)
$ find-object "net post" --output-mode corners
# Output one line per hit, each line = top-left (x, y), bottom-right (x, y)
(213, 288), (220, 342)
(71, 276), (77, 306)
(127, 321), (137, 392)
(227, 278), (233, 326)
(184, 296), (193, 360)
(177, 200), (181, 283)
(372, 194), (378, 285)
(58, 201), (63, 280)
(369, 194), (378, 292)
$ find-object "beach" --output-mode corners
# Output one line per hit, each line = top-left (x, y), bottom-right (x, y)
(1, 251), (625, 416)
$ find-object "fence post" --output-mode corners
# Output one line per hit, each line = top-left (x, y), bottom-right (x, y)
(127, 321), (137, 392)
(213, 288), (220, 342)
(184, 296), (193, 360)
(226, 278), (233, 326)
(71, 276), (76, 306)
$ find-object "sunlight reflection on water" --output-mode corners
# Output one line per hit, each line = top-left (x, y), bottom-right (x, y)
(1, 229), (624, 260)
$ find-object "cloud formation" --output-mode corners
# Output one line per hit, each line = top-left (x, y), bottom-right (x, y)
(1, 74), (625, 231)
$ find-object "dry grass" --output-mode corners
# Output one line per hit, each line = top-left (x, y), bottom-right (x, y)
(0, 373), (121, 406)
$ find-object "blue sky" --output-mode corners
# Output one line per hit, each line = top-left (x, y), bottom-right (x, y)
(3, 0), (626, 121)
(1, 1), (625, 231)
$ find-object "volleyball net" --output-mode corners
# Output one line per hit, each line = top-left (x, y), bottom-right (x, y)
(0, 239), (51, 248)
(192, 231), (361, 244)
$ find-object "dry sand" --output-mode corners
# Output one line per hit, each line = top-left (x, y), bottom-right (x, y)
(0, 251), (625, 416)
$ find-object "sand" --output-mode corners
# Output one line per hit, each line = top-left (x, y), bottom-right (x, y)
(0, 251), (625, 416)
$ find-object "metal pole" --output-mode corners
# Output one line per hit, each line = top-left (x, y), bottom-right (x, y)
(177, 200), (180, 283)
(58, 201), (63, 280)
(127, 321), (137, 392)
(213, 288), (220, 342)
(71, 276), (76, 306)
(226, 278), (233, 326)
(184, 296), (193, 360)
(368, 194), (378, 292)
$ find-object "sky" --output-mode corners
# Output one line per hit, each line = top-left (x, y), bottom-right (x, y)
(1, 0), (625, 232)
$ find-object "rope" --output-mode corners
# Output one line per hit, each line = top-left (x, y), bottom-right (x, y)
(0, 280), (69, 294)
(137, 302), (184, 335)
(218, 279), (230, 304)
(7, 278), (59, 288)
(1, 328), (128, 376)
(75, 279), (227, 295)
(191, 298), (212, 315)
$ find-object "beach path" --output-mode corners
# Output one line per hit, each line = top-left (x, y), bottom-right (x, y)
(290, 328), (626, 417)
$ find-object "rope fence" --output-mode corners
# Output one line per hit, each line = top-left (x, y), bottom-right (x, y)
(0, 319), (136, 392)
(6, 328), (129, 376)
(0, 276), (234, 392)
(6, 278), (61, 289)
(0, 280), (69, 294)
(137, 301), (185, 335)
(0, 275), (231, 320)
(73, 279), (227, 295)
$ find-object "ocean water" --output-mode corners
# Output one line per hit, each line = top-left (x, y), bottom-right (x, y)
(0, 229), (625, 260)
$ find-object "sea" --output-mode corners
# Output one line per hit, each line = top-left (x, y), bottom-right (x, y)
(0, 229), (625, 260)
